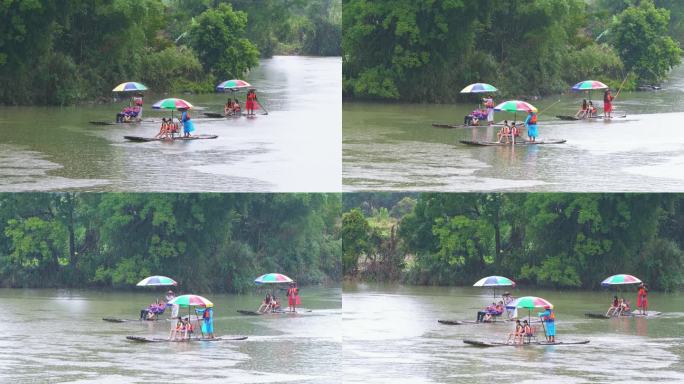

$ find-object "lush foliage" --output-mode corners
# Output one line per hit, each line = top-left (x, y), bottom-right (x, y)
(0, 0), (341, 105)
(343, 0), (682, 102)
(342, 193), (684, 291)
(0, 193), (341, 292)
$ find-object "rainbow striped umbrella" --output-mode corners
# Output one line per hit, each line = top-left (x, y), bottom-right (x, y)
(506, 296), (553, 310)
(254, 273), (293, 285)
(460, 83), (498, 94)
(168, 294), (213, 308)
(112, 82), (148, 92)
(601, 274), (642, 287)
(571, 80), (608, 91)
(473, 276), (516, 287)
(506, 296), (553, 323)
(494, 100), (538, 113)
(136, 275), (177, 287)
(216, 79), (251, 92)
(152, 98), (193, 110)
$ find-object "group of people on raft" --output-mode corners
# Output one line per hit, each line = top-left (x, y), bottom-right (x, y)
(494, 111), (539, 143)
(139, 290), (176, 320)
(168, 306), (214, 340)
(222, 89), (260, 117)
(475, 292), (556, 344)
(575, 89), (615, 119)
(153, 108), (194, 139)
(256, 282), (301, 314)
(605, 282), (648, 317)
(116, 96), (144, 123)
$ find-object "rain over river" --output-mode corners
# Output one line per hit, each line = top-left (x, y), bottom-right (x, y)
(0, 287), (341, 383)
(343, 65), (684, 192)
(343, 283), (684, 384)
(0, 56), (341, 192)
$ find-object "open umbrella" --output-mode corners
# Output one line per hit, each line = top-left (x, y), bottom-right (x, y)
(153, 98), (193, 120)
(136, 275), (177, 287)
(168, 294), (213, 308)
(216, 79), (251, 92)
(506, 296), (553, 323)
(254, 273), (293, 285)
(473, 276), (515, 300)
(494, 100), (537, 124)
(112, 82), (148, 92)
(571, 80), (608, 91)
(460, 83), (498, 94)
(601, 274), (642, 286)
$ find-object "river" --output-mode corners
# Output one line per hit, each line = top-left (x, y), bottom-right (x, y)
(343, 65), (684, 192)
(0, 56), (341, 192)
(343, 283), (684, 383)
(0, 287), (341, 383)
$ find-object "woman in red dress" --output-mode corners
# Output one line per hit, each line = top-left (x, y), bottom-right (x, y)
(637, 283), (648, 315)
(603, 89), (614, 118)
(246, 89), (259, 115)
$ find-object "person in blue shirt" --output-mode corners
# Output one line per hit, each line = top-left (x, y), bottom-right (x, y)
(179, 108), (195, 137)
(538, 305), (555, 342)
(525, 110), (538, 142)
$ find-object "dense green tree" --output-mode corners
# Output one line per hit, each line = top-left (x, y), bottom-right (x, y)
(342, 209), (370, 276)
(343, 193), (684, 291)
(611, 1), (682, 84)
(189, 4), (259, 80)
(0, 193), (341, 292)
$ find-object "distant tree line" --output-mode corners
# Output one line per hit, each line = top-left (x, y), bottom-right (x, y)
(0, 193), (341, 292)
(343, 193), (684, 292)
(0, 0), (341, 105)
(343, 0), (682, 102)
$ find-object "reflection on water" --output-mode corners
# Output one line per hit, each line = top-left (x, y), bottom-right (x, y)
(0, 287), (341, 383)
(343, 283), (684, 384)
(0, 56), (341, 192)
(343, 65), (684, 192)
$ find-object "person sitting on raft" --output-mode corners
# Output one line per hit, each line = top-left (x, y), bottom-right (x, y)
(606, 295), (620, 317)
(522, 320), (534, 343)
(154, 118), (169, 139)
(477, 302), (496, 322)
(507, 320), (524, 344)
(258, 293), (273, 313)
(620, 297), (631, 314)
(575, 99), (588, 119)
(587, 101), (598, 117)
(183, 317), (194, 339)
(538, 305), (556, 342)
(224, 99), (235, 116)
(169, 316), (184, 340)
(497, 121), (512, 143)
(233, 98), (242, 115)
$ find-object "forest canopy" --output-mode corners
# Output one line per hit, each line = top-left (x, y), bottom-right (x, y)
(0, 0), (341, 105)
(342, 0), (683, 102)
(0, 193), (341, 293)
(342, 193), (684, 292)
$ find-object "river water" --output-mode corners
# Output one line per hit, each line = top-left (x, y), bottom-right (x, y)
(0, 287), (341, 383)
(343, 283), (684, 384)
(343, 66), (684, 192)
(0, 56), (341, 192)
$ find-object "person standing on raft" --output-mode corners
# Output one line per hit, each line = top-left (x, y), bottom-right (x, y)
(246, 89), (259, 116)
(603, 89), (614, 118)
(525, 110), (538, 142)
(637, 283), (648, 315)
(179, 108), (195, 137)
(483, 95), (495, 126)
(538, 305), (555, 342)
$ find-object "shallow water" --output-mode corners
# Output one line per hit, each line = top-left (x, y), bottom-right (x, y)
(0, 56), (341, 192)
(343, 66), (684, 192)
(0, 287), (341, 383)
(343, 283), (684, 384)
